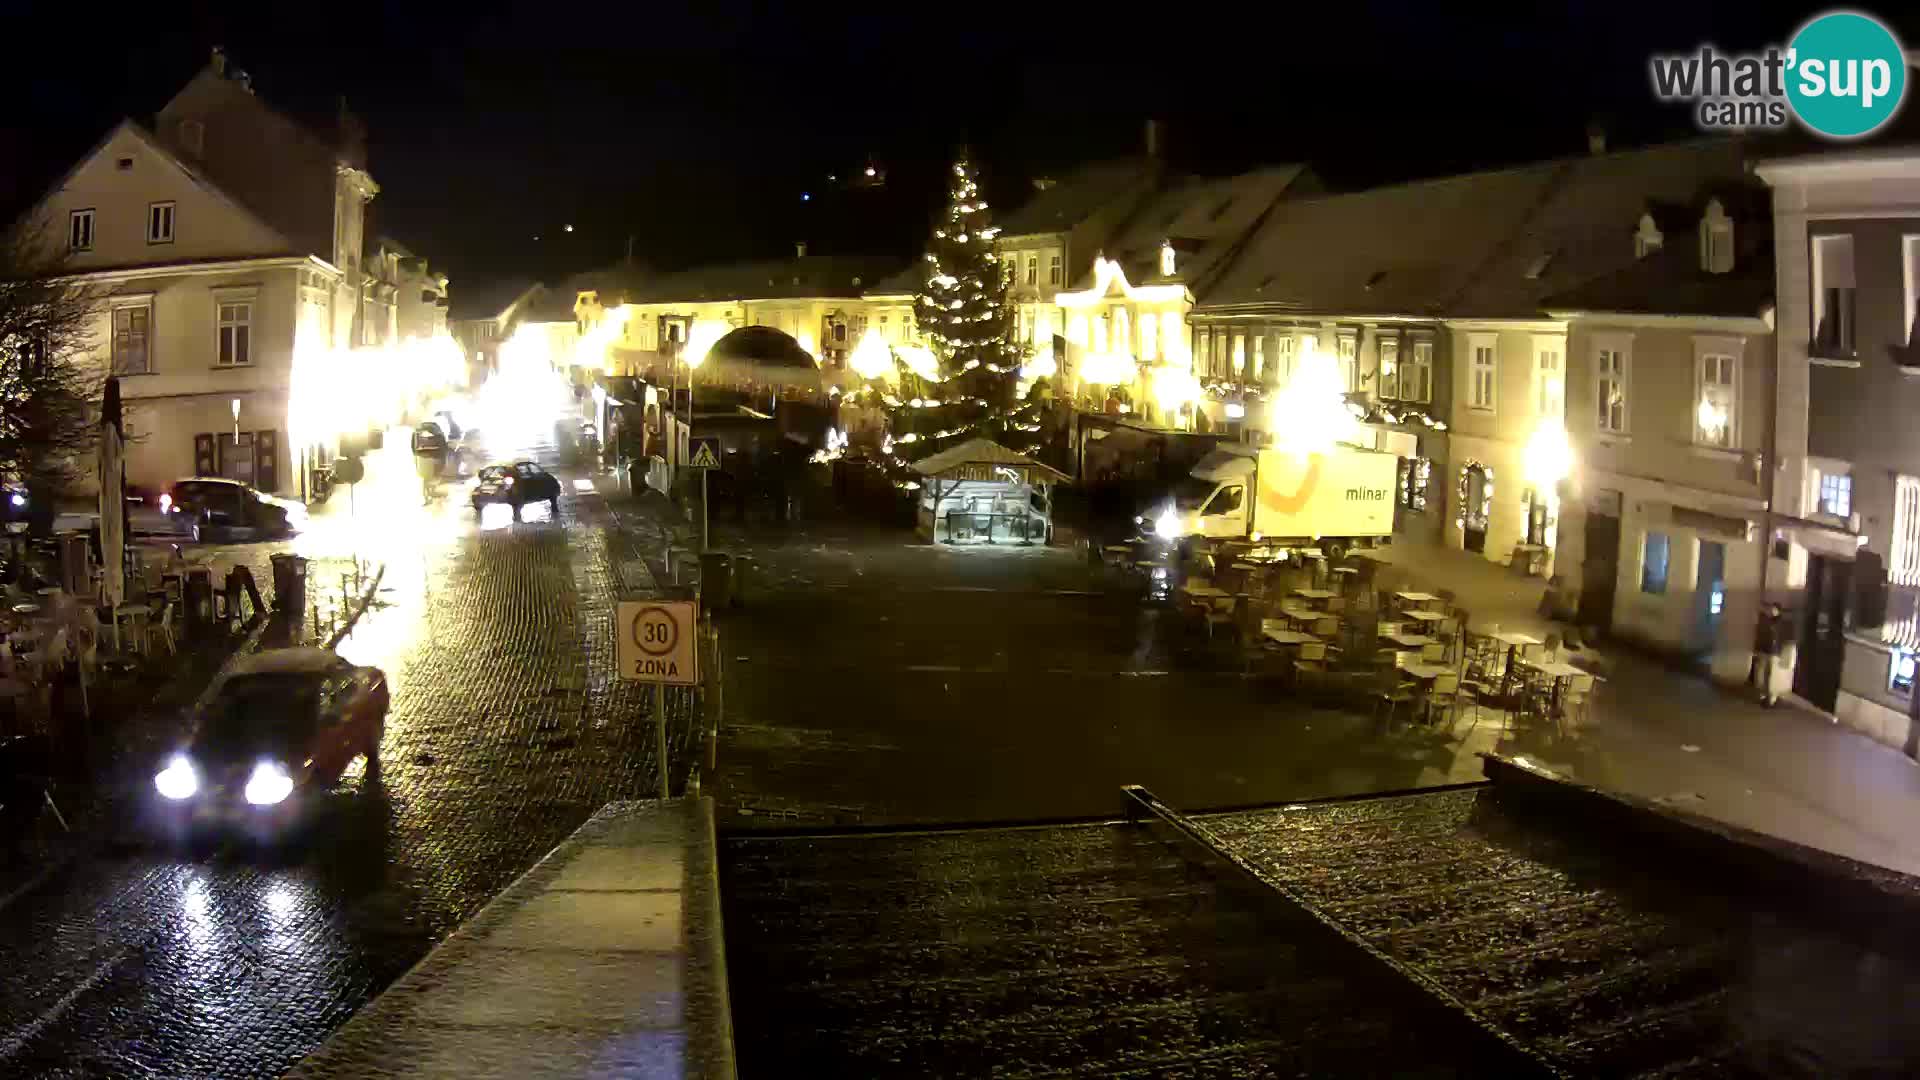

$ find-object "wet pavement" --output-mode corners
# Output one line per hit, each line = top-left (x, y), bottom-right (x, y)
(707, 522), (1504, 828)
(0, 439), (688, 1078)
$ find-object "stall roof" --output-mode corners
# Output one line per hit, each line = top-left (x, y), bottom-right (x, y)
(909, 437), (1070, 482)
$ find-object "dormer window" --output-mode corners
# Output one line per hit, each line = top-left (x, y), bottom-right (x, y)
(1700, 199), (1733, 274)
(179, 119), (205, 157)
(1523, 252), (1554, 280)
(1635, 213), (1664, 259)
(1159, 241), (1176, 277)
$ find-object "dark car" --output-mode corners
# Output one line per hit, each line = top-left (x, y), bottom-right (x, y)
(162, 477), (306, 543)
(150, 648), (387, 838)
(470, 460), (561, 518)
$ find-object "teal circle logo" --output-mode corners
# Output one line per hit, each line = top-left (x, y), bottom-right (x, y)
(1786, 11), (1908, 139)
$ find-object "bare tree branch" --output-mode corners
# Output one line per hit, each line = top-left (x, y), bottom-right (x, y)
(0, 219), (108, 533)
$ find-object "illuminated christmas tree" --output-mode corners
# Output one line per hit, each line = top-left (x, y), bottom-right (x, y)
(905, 154), (1026, 453)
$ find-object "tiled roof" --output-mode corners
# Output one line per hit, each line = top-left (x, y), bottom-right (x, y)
(1203, 138), (1755, 319)
(1078, 166), (1307, 299)
(995, 158), (1159, 238)
(446, 277), (540, 322)
(908, 436), (1070, 480)
(625, 255), (906, 304)
(1544, 244), (1772, 318)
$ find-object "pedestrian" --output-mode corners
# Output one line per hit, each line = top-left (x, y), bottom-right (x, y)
(1750, 602), (1784, 706)
(411, 422), (449, 504)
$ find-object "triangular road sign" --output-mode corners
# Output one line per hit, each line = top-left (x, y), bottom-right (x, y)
(688, 441), (721, 469)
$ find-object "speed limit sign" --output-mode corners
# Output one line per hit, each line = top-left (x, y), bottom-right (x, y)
(616, 600), (698, 685)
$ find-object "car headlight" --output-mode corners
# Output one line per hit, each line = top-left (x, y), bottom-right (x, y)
(244, 761), (294, 806)
(1154, 510), (1182, 540)
(155, 754), (198, 800)
(8, 493), (24, 508)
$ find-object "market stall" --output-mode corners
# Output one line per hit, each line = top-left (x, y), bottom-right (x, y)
(909, 437), (1069, 545)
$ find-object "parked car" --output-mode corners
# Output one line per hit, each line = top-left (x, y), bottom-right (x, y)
(470, 460), (561, 518)
(162, 477), (306, 542)
(48, 485), (173, 536)
(149, 648), (387, 836)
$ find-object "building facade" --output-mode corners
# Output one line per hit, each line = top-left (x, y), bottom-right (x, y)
(1758, 149), (1920, 751)
(19, 48), (380, 500)
(1547, 193), (1775, 685)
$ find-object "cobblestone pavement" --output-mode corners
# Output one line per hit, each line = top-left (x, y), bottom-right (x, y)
(0, 446), (690, 1079)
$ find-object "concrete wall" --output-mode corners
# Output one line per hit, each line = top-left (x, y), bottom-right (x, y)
(1567, 322), (1772, 501)
(1444, 324), (1566, 566)
(32, 124), (290, 268)
(81, 263), (303, 493)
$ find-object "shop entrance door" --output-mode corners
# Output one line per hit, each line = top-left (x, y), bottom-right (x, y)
(1462, 465), (1489, 553)
(1793, 554), (1851, 712)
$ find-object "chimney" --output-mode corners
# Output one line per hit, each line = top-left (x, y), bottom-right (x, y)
(795, 242), (807, 258)
(1586, 124), (1607, 156)
(211, 46), (226, 76)
(1146, 118), (1162, 159)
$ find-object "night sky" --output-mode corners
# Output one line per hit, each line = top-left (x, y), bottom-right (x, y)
(4, 2), (1913, 291)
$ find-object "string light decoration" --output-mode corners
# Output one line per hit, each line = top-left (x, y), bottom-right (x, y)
(1455, 461), (1494, 531)
(894, 154), (1043, 460)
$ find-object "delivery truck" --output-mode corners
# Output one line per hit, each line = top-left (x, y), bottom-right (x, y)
(1144, 443), (1398, 561)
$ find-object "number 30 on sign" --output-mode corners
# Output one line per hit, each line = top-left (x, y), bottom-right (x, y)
(615, 600), (698, 685)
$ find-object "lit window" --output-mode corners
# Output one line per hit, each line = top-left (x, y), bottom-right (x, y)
(1695, 352), (1736, 448)
(1710, 582), (1725, 615)
(1405, 338), (1432, 403)
(69, 209), (95, 252)
(1892, 649), (1917, 695)
(1819, 472), (1852, 518)
(1377, 336), (1399, 398)
(1894, 475), (1920, 586)
(111, 303), (151, 375)
(1231, 332), (1245, 375)
(1469, 338), (1496, 410)
(1251, 334), (1264, 380)
(1596, 346), (1628, 433)
(1274, 334), (1298, 386)
(147, 201), (175, 244)
(1641, 532), (1670, 594)
(218, 302), (252, 366)
(1336, 333), (1357, 392)
(1139, 313), (1158, 361)
(1812, 233), (1856, 356)
(1026, 257), (1037, 286)
(1160, 242), (1176, 277)
(1048, 254), (1062, 286)
(1534, 339), (1563, 418)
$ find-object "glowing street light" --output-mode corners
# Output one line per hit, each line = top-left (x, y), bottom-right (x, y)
(1523, 420), (1575, 491)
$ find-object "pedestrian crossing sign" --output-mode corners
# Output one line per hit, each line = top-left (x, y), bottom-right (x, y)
(688, 438), (721, 470)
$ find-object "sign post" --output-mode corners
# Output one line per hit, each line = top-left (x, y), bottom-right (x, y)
(617, 599), (699, 799)
(687, 437), (721, 553)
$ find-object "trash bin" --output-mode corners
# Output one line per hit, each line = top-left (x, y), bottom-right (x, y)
(182, 566), (217, 640)
(270, 553), (308, 615)
(730, 556), (753, 610)
(700, 553), (733, 614)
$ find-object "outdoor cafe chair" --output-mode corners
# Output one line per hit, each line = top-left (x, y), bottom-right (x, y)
(1371, 667), (1416, 727)
(1423, 672), (1462, 727)
(1311, 616), (1340, 638)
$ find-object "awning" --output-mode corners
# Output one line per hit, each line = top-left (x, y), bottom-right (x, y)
(1770, 511), (1866, 559)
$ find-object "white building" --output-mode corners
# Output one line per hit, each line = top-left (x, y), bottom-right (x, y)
(17, 48), (377, 500)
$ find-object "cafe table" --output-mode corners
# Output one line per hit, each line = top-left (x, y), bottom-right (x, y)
(1403, 609), (1445, 624)
(1491, 631), (1543, 697)
(1260, 622), (1321, 646)
(1379, 631), (1435, 649)
(1291, 587), (1338, 603)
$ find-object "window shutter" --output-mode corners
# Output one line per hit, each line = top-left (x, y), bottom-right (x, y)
(255, 430), (279, 492)
(194, 433), (216, 476)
